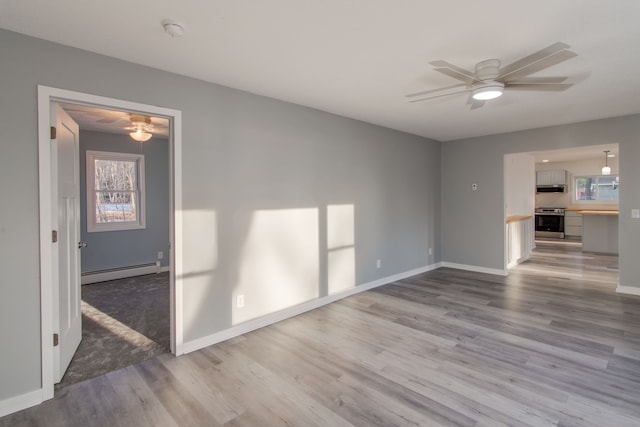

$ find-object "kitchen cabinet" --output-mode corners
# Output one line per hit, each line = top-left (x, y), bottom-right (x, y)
(581, 211), (618, 254)
(564, 211), (583, 237)
(506, 215), (534, 269)
(536, 170), (566, 186)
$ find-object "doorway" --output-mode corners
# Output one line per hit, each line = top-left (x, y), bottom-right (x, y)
(37, 86), (184, 401)
(54, 102), (171, 388)
(503, 144), (620, 278)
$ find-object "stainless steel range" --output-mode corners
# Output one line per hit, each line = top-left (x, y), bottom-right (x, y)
(535, 207), (565, 239)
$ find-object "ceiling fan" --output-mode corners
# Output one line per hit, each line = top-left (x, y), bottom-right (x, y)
(406, 42), (577, 109)
(125, 114), (154, 142)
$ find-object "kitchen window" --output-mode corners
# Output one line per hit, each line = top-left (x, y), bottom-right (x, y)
(86, 150), (146, 232)
(575, 175), (619, 202)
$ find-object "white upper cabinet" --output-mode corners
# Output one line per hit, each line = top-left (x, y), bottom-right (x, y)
(536, 170), (566, 186)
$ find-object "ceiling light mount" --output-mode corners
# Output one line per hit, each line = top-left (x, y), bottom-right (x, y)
(474, 59), (501, 81)
(162, 19), (184, 37)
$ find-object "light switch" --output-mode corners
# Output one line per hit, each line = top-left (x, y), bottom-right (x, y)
(632, 209), (640, 219)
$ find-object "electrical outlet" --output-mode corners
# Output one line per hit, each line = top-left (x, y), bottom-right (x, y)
(429, 247), (433, 256)
(157, 251), (164, 260)
(236, 295), (245, 308)
(632, 209), (640, 219)
(472, 183), (478, 191)
(376, 259), (381, 269)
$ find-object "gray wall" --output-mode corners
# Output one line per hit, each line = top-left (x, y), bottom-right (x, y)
(0, 29), (441, 402)
(79, 130), (170, 273)
(442, 115), (640, 283)
(504, 153), (535, 218)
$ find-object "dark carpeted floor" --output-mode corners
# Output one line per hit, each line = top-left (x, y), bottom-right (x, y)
(56, 272), (170, 390)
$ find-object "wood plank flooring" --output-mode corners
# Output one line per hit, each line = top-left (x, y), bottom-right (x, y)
(4, 242), (640, 426)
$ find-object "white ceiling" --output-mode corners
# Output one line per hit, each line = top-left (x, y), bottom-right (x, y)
(58, 103), (170, 138)
(530, 143), (618, 163)
(2, 1), (639, 141)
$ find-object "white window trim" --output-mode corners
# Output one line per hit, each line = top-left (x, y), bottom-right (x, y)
(86, 150), (146, 232)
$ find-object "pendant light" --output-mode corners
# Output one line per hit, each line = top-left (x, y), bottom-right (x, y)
(602, 150), (611, 175)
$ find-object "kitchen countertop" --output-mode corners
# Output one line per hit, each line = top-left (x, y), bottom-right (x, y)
(578, 210), (619, 216)
(506, 215), (532, 224)
(565, 206), (619, 212)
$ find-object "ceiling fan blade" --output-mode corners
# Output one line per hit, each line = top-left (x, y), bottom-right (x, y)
(407, 86), (472, 103)
(429, 60), (476, 82)
(405, 83), (467, 98)
(497, 42), (570, 78)
(466, 94), (485, 110)
(499, 49), (577, 81)
(432, 67), (478, 85)
(505, 76), (568, 84)
(97, 117), (122, 123)
(505, 82), (573, 91)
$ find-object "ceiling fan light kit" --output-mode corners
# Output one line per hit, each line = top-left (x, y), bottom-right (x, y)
(472, 82), (504, 100)
(128, 114), (154, 142)
(129, 129), (153, 142)
(407, 42), (577, 108)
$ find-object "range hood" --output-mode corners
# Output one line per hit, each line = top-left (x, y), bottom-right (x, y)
(536, 170), (567, 193)
(536, 184), (566, 193)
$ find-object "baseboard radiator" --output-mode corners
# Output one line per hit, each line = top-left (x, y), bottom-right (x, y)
(81, 262), (162, 285)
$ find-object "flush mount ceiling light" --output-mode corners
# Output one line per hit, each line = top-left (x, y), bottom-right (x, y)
(602, 150), (611, 175)
(162, 19), (184, 37)
(471, 81), (505, 101)
(127, 114), (153, 142)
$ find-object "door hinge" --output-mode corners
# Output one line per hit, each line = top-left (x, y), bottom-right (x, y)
(50, 126), (57, 139)
(53, 333), (59, 347)
(52, 230), (58, 243)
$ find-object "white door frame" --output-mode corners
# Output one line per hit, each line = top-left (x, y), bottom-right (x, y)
(37, 85), (184, 401)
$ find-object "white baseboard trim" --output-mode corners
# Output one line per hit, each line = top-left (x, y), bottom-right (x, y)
(180, 262), (442, 355)
(0, 389), (42, 418)
(519, 254), (531, 264)
(82, 264), (170, 285)
(616, 285), (640, 296)
(440, 262), (507, 277)
(507, 254), (531, 270)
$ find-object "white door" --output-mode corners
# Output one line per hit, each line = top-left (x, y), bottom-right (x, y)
(51, 104), (82, 383)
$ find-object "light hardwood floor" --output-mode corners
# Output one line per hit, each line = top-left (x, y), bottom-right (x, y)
(3, 242), (640, 426)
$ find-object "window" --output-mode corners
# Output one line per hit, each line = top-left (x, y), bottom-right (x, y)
(87, 150), (145, 232)
(575, 175), (619, 202)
